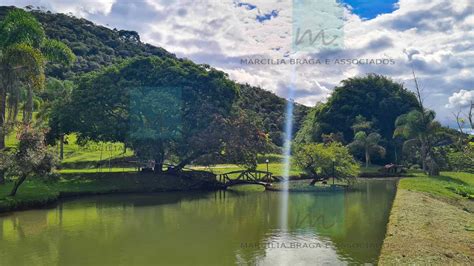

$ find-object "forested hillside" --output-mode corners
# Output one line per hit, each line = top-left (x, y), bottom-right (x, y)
(0, 6), (308, 145)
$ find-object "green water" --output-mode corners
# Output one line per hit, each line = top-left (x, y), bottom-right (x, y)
(0, 179), (397, 265)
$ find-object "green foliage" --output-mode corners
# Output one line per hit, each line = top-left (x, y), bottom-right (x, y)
(447, 185), (474, 199)
(0, 6), (174, 78)
(351, 115), (373, 133)
(0, 7), (74, 152)
(0, 8), (45, 48)
(394, 109), (448, 175)
(296, 74), (418, 163)
(399, 171), (474, 200)
(394, 109), (439, 139)
(128, 86), (182, 163)
(446, 146), (474, 173)
(56, 56), (239, 169)
(216, 111), (272, 170)
(294, 142), (359, 181)
(347, 115), (385, 167)
(41, 39), (76, 65)
(238, 84), (308, 146)
(2, 125), (58, 196)
(0, 6), (308, 147)
(348, 131), (386, 168)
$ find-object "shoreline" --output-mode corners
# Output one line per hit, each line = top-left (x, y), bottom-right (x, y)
(379, 182), (474, 264)
(0, 172), (222, 215)
(1, 176), (397, 214)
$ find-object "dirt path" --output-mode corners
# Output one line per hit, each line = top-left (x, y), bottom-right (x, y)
(379, 189), (474, 265)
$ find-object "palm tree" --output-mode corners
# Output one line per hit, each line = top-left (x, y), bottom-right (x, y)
(394, 109), (441, 175)
(348, 131), (386, 168)
(0, 9), (75, 183)
(393, 71), (442, 176)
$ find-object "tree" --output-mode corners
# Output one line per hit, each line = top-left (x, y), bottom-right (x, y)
(347, 115), (385, 168)
(447, 145), (474, 173)
(393, 71), (442, 176)
(4, 125), (57, 196)
(0, 6), (309, 148)
(394, 109), (442, 175)
(295, 74), (418, 163)
(294, 142), (359, 183)
(56, 57), (240, 172)
(216, 111), (271, 170)
(0, 9), (74, 183)
(38, 78), (74, 160)
(0, 9), (75, 127)
(348, 132), (386, 168)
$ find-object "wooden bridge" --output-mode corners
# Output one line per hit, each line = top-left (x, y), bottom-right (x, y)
(218, 170), (276, 188)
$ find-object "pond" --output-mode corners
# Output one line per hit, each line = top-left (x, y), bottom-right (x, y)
(0, 179), (397, 265)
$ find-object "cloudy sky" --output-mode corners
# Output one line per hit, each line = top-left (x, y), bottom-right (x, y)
(2, 0), (473, 130)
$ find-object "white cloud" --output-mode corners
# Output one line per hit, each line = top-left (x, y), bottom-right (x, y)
(1, 0), (473, 128)
(1, 0), (115, 15)
(446, 90), (474, 108)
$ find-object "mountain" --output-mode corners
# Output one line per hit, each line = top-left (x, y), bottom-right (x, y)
(0, 6), (309, 145)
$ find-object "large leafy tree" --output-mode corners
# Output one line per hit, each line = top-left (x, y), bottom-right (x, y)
(295, 74), (418, 163)
(53, 56), (240, 172)
(0, 9), (73, 183)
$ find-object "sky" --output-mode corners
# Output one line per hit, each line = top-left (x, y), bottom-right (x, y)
(1, 0), (473, 131)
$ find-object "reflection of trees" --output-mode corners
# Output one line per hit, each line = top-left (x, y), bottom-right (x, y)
(0, 209), (53, 265)
(331, 180), (397, 264)
(0, 181), (398, 265)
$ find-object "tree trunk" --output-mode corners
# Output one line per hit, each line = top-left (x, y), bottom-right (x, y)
(0, 170), (4, 185)
(175, 152), (202, 172)
(365, 149), (370, 168)
(23, 85), (33, 123)
(420, 143), (428, 173)
(154, 163), (163, 173)
(0, 86), (6, 185)
(59, 134), (64, 160)
(10, 174), (27, 196)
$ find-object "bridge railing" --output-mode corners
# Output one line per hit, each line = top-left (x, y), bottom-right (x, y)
(218, 170), (273, 183)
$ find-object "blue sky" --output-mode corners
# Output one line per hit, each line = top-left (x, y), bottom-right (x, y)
(341, 0), (399, 19)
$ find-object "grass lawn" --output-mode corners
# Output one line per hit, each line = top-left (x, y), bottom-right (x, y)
(59, 134), (134, 163)
(380, 171), (474, 264)
(358, 164), (383, 173)
(399, 171), (474, 200)
(59, 167), (138, 174)
(191, 162), (303, 177)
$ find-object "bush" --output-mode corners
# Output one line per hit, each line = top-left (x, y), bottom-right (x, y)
(5, 125), (59, 196)
(294, 142), (359, 182)
(447, 146), (474, 173)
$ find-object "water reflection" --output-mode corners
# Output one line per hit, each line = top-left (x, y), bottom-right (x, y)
(0, 179), (396, 265)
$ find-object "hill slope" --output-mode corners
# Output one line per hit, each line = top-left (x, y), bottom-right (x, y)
(0, 6), (308, 145)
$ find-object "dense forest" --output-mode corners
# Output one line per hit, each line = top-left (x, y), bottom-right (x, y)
(0, 6), (308, 146)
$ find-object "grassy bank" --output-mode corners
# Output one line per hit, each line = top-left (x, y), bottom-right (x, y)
(379, 171), (474, 265)
(0, 172), (220, 213)
(399, 172), (474, 201)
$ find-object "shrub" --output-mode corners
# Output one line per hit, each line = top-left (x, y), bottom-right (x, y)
(294, 142), (359, 182)
(447, 146), (474, 173)
(5, 125), (58, 196)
